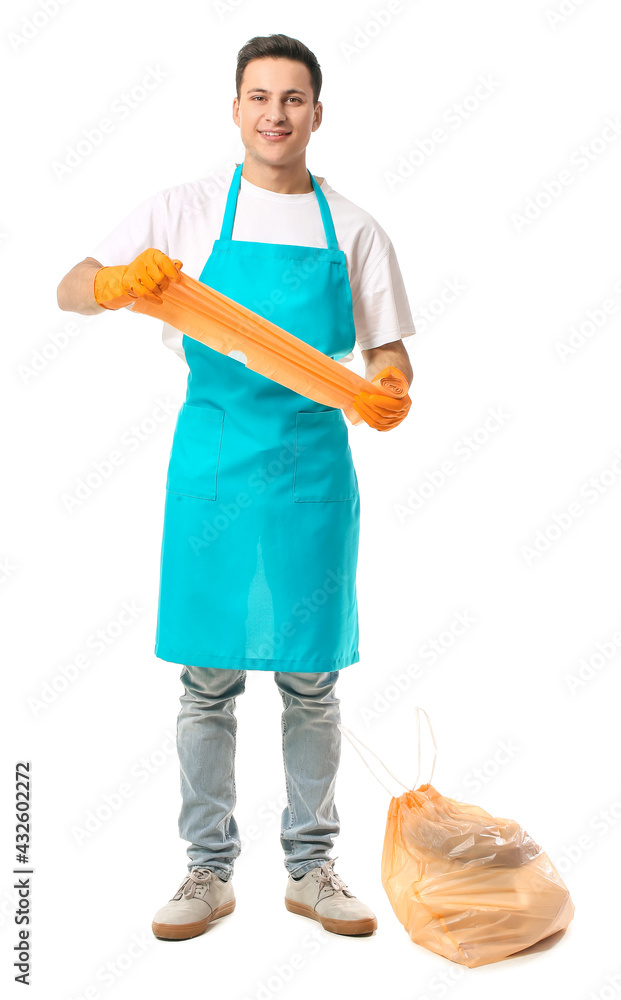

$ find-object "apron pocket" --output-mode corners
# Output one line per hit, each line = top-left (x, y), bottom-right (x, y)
(294, 409), (359, 502)
(166, 402), (224, 500)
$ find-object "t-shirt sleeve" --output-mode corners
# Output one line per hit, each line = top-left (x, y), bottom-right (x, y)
(351, 232), (416, 352)
(90, 191), (169, 268)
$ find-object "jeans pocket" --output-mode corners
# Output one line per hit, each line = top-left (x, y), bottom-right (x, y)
(293, 409), (359, 502)
(166, 402), (225, 501)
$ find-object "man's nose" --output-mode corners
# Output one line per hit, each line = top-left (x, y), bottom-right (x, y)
(264, 102), (287, 122)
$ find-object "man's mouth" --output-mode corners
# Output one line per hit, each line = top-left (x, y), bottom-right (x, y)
(259, 130), (291, 140)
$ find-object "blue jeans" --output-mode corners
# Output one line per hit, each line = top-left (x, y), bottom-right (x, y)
(176, 664), (342, 880)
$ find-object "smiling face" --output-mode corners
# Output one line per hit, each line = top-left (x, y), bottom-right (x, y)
(232, 57), (322, 180)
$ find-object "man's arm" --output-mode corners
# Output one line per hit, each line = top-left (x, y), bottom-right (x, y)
(58, 249), (182, 314)
(360, 339), (413, 385)
(57, 257), (107, 315)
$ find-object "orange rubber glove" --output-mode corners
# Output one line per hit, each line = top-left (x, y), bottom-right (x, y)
(352, 366), (411, 431)
(93, 248), (183, 310)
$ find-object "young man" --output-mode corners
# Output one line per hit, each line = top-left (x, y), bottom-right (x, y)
(57, 33), (414, 941)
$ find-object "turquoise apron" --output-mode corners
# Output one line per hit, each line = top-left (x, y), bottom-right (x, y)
(154, 162), (360, 672)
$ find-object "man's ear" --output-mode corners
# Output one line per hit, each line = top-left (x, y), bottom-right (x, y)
(232, 97), (240, 126)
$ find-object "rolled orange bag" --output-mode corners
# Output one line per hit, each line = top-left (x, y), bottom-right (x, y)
(129, 270), (408, 428)
(353, 367), (411, 430)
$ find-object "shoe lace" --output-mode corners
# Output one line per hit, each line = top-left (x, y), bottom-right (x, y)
(315, 857), (348, 893)
(180, 867), (216, 899)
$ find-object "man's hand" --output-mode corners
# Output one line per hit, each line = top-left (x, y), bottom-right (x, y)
(93, 248), (183, 310)
(352, 366), (412, 431)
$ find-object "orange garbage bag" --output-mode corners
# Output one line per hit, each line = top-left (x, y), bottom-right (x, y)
(338, 710), (575, 968)
(129, 268), (410, 429)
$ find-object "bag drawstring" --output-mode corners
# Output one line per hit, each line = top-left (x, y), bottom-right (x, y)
(413, 706), (438, 789)
(338, 707), (438, 798)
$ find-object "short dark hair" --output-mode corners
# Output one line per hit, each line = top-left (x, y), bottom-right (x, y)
(235, 34), (322, 106)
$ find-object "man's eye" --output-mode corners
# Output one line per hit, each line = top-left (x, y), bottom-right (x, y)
(250, 96), (301, 102)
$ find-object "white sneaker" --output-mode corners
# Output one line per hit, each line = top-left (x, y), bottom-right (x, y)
(285, 858), (377, 936)
(152, 867), (235, 940)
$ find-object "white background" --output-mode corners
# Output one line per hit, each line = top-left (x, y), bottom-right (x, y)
(3, 0), (621, 997)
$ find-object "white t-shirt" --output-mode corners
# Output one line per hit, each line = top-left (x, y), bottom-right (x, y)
(91, 161), (416, 365)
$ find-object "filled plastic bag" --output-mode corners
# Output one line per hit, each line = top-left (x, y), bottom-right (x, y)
(338, 710), (575, 968)
(129, 270), (408, 426)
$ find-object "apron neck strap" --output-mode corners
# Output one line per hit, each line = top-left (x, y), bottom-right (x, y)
(220, 163), (339, 251)
(310, 170), (339, 250)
